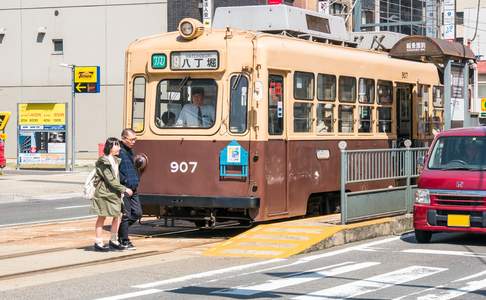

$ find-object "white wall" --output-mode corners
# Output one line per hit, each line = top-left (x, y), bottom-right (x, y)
(0, 0), (167, 159)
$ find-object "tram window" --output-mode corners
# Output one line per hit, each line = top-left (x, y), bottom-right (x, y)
(229, 75), (248, 133)
(155, 79), (217, 129)
(293, 102), (312, 133)
(317, 74), (336, 101)
(358, 78), (375, 104)
(131, 77), (146, 133)
(338, 105), (354, 133)
(377, 107), (392, 133)
(269, 75), (284, 135)
(432, 109), (443, 134)
(317, 103), (334, 133)
(418, 85), (430, 136)
(358, 106), (372, 133)
(338, 76), (356, 103)
(294, 72), (314, 100)
(377, 80), (393, 104)
(433, 85), (444, 107)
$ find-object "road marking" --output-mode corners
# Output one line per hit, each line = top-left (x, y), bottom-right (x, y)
(402, 249), (486, 258)
(133, 259), (287, 289)
(454, 270), (486, 282)
(55, 205), (90, 210)
(0, 215), (95, 228)
(293, 265), (447, 300)
(416, 278), (486, 300)
(94, 288), (162, 300)
(133, 235), (402, 290)
(214, 261), (380, 296)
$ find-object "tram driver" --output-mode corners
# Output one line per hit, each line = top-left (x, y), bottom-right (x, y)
(175, 87), (215, 128)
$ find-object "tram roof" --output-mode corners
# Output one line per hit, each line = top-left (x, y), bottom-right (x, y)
(389, 35), (476, 62)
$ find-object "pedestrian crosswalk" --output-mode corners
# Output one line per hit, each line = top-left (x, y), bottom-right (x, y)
(189, 262), (486, 300)
(96, 236), (486, 300)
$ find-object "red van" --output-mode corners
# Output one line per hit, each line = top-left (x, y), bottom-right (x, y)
(414, 127), (486, 243)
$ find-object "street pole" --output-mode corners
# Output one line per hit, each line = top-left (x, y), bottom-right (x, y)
(70, 65), (76, 172)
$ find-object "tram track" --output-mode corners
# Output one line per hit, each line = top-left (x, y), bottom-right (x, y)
(0, 223), (242, 282)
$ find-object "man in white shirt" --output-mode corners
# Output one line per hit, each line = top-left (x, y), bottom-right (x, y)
(176, 87), (215, 127)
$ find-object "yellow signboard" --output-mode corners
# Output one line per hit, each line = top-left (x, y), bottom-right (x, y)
(74, 66), (98, 83)
(19, 103), (66, 125)
(482, 98), (486, 112)
(0, 112), (11, 130)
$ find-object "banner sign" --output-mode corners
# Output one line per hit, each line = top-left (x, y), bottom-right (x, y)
(74, 66), (100, 93)
(17, 103), (67, 169)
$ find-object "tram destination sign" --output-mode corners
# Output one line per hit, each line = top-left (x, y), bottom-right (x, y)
(171, 51), (219, 70)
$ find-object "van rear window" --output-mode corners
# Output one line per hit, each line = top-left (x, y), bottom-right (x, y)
(428, 136), (486, 170)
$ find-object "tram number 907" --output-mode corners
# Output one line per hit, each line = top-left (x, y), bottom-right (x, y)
(170, 161), (198, 173)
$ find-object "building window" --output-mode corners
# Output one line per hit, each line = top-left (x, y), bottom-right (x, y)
(52, 39), (63, 54)
(294, 71), (314, 100)
(456, 12), (464, 25)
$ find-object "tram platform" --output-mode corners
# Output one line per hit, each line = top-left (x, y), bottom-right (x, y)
(204, 214), (412, 259)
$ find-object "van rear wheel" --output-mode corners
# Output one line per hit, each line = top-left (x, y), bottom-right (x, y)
(414, 229), (432, 243)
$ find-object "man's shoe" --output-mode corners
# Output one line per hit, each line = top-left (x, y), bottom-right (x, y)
(109, 240), (128, 251)
(93, 243), (109, 252)
(121, 240), (136, 250)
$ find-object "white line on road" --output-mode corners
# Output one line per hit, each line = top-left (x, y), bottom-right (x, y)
(402, 249), (486, 258)
(94, 289), (162, 300)
(55, 205), (90, 210)
(133, 235), (402, 290)
(416, 278), (486, 300)
(133, 258), (287, 289)
(293, 265), (447, 300)
(213, 261), (380, 296)
(0, 215), (95, 228)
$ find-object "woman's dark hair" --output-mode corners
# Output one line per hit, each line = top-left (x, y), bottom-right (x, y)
(103, 137), (120, 155)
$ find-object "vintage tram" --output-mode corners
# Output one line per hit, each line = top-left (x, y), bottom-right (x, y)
(124, 5), (443, 227)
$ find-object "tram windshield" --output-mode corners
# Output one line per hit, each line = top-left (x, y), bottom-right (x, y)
(155, 78), (217, 129)
(428, 136), (486, 171)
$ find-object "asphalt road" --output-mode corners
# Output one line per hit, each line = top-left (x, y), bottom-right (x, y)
(2, 232), (485, 299)
(0, 196), (92, 227)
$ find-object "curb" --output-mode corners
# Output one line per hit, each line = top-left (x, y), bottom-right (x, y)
(301, 214), (413, 255)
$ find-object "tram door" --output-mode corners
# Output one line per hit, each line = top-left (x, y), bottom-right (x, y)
(396, 84), (413, 144)
(265, 74), (288, 216)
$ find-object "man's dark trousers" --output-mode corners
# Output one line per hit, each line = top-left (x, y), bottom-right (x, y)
(119, 193), (142, 242)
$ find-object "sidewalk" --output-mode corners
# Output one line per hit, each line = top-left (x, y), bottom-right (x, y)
(0, 160), (95, 203)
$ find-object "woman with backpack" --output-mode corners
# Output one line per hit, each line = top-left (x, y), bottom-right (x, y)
(90, 137), (133, 251)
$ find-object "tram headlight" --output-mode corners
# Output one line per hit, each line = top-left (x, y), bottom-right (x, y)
(134, 153), (148, 174)
(415, 189), (430, 204)
(178, 18), (204, 40)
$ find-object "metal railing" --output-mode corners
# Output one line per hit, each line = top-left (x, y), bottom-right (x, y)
(340, 141), (428, 224)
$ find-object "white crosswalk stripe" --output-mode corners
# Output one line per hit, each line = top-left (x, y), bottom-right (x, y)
(213, 261), (380, 296)
(293, 265), (447, 300)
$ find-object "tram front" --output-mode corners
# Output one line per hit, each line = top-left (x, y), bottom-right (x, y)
(124, 19), (260, 227)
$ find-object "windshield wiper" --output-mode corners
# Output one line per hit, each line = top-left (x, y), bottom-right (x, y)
(178, 76), (190, 91)
(231, 74), (242, 90)
(442, 166), (473, 171)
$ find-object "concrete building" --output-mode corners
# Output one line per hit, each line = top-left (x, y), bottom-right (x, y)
(0, 1), (167, 161)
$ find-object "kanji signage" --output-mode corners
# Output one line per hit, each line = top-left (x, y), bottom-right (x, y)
(74, 66), (100, 93)
(171, 51), (219, 70)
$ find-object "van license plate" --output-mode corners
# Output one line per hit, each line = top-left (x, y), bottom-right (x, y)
(447, 214), (470, 227)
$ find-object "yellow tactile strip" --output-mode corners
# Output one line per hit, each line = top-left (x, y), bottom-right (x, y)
(204, 216), (393, 259)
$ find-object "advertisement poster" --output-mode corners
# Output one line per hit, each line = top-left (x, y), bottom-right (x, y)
(18, 103), (67, 169)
